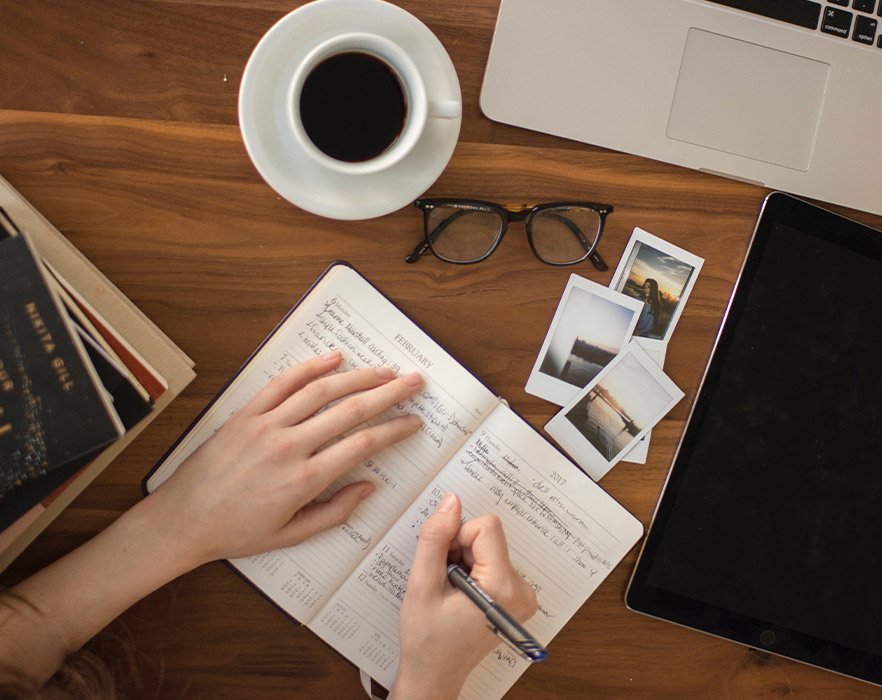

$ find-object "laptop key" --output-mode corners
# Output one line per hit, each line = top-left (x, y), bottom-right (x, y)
(828, 0), (850, 5)
(853, 0), (875, 11)
(702, 0), (821, 29)
(854, 13), (878, 40)
(822, 6), (853, 35)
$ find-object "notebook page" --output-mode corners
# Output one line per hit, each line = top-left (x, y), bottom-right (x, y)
(147, 264), (500, 623)
(309, 403), (644, 697)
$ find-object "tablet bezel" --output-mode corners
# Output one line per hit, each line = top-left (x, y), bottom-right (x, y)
(625, 191), (882, 686)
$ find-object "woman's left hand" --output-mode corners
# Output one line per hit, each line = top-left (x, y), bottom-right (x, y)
(151, 350), (423, 566)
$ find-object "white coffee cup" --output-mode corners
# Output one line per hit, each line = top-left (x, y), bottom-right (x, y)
(287, 32), (461, 176)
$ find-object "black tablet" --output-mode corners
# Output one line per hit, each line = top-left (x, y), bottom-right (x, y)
(626, 192), (882, 685)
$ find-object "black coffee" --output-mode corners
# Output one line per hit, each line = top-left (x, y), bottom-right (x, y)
(299, 51), (407, 163)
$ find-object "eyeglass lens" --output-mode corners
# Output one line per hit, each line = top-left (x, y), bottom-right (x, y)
(529, 207), (601, 264)
(426, 206), (503, 262)
(425, 204), (601, 264)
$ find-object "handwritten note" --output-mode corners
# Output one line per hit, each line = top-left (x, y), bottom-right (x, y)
(310, 405), (643, 697)
(148, 265), (500, 624)
(146, 265), (641, 700)
(241, 285), (499, 622)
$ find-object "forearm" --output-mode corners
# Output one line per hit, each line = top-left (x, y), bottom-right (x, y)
(0, 493), (199, 686)
(389, 667), (468, 700)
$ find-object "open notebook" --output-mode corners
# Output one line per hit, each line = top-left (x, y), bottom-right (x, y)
(145, 262), (642, 698)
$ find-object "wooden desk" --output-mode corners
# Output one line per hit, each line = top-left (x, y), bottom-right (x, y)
(2, 1), (881, 697)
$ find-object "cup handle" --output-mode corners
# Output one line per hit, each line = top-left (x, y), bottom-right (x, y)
(427, 100), (462, 119)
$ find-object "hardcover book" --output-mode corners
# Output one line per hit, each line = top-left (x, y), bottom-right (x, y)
(146, 262), (643, 700)
(0, 175), (195, 571)
(0, 224), (124, 497)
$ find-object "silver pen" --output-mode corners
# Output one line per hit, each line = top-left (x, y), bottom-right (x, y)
(446, 560), (548, 662)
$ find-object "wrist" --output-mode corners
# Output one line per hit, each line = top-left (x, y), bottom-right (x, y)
(389, 662), (468, 700)
(5, 492), (207, 668)
(119, 492), (209, 576)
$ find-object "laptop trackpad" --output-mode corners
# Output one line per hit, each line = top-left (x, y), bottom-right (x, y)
(667, 28), (829, 172)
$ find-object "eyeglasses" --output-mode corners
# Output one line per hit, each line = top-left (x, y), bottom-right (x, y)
(405, 198), (611, 270)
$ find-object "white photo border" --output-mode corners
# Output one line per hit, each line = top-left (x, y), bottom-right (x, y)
(620, 338), (667, 464)
(545, 341), (684, 481)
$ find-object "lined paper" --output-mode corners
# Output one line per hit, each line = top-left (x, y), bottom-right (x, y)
(311, 405), (643, 696)
(147, 264), (641, 698)
(147, 265), (499, 621)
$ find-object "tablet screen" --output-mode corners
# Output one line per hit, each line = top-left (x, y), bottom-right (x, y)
(627, 193), (882, 684)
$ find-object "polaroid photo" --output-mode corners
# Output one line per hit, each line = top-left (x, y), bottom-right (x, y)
(525, 274), (643, 406)
(621, 339), (668, 465)
(546, 342), (684, 481)
(610, 228), (704, 344)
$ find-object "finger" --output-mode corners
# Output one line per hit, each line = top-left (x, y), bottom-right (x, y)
(452, 517), (536, 619)
(243, 351), (342, 416)
(273, 365), (399, 427)
(408, 493), (463, 596)
(298, 372), (422, 447)
(452, 515), (511, 572)
(302, 413), (422, 488)
(273, 481), (376, 548)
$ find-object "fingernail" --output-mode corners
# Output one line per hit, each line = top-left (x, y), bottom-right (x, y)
(358, 482), (376, 501)
(437, 493), (457, 512)
(402, 371), (422, 387)
(321, 349), (341, 361)
(404, 414), (422, 428)
(375, 366), (395, 379)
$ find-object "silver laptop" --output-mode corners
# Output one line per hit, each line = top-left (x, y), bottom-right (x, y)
(481, 0), (882, 216)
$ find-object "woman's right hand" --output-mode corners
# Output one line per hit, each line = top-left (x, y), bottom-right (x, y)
(390, 493), (538, 700)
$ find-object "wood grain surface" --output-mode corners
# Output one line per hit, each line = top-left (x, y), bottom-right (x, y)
(2, 1), (881, 697)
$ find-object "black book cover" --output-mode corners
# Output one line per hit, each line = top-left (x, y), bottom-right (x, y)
(76, 322), (153, 430)
(0, 452), (96, 532)
(0, 224), (123, 499)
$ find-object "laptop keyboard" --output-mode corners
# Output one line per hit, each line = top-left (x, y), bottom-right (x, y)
(705, 0), (881, 47)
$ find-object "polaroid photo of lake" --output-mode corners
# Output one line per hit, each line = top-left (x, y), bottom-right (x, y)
(610, 228), (704, 343)
(525, 274), (643, 406)
(546, 342), (684, 481)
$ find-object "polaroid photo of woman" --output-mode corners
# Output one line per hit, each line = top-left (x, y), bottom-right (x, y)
(609, 228), (704, 346)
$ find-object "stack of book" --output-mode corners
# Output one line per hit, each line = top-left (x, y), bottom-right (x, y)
(0, 175), (195, 571)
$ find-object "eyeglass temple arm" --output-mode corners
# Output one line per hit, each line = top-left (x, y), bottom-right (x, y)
(405, 209), (473, 263)
(405, 241), (430, 264)
(544, 213), (608, 271)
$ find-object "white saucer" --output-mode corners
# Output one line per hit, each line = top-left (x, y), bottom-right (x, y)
(238, 0), (462, 220)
